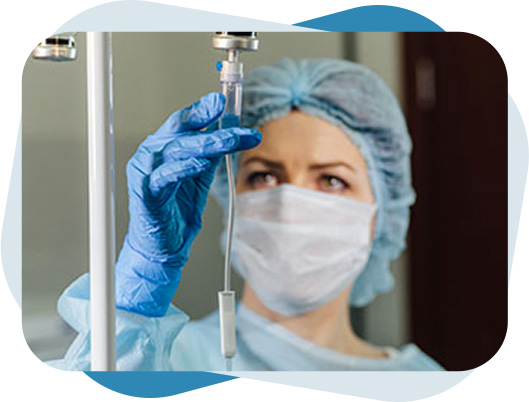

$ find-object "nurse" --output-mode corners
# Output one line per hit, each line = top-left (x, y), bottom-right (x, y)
(49, 58), (443, 371)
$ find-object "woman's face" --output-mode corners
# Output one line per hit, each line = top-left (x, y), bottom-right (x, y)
(236, 111), (375, 205)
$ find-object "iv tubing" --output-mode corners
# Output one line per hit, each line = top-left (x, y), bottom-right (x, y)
(223, 154), (236, 292)
(219, 50), (242, 293)
(218, 49), (242, 371)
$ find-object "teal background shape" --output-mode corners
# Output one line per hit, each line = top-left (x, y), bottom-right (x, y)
(295, 5), (443, 31)
(2, 1), (525, 399)
(85, 372), (236, 397)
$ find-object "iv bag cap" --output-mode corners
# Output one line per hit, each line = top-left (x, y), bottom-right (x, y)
(212, 32), (259, 52)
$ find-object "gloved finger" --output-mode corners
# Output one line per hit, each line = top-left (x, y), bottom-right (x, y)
(152, 93), (226, 138)
(204, 120), (219, 133)
(162, 128), (262, 160)
(149, 158), (211, 196)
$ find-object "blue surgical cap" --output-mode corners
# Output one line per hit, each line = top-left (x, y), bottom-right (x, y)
(211, 58), (415, 307)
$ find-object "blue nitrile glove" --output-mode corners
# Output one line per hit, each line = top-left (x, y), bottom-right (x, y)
(115, 92), (261, 317)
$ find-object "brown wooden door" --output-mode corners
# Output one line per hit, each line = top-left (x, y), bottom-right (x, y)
(404, 32), (508, 370)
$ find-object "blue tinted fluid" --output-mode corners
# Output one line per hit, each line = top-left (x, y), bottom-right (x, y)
(221, 114), (240, 129)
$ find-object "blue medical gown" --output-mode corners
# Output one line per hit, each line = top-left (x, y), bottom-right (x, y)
(47, 274), (443, 371)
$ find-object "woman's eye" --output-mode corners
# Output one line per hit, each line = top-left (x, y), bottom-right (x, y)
(247, 172), (278, 188)
(320, 175), (348, 192)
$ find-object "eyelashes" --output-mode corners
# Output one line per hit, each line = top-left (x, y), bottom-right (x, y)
(245, 171), (351, 193)
(246, 171), (279, 188)
(319, 175), (349, 192)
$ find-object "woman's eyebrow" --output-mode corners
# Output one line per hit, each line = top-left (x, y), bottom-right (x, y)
(241, 156), (284, 170)
(309, 162), (357, 172)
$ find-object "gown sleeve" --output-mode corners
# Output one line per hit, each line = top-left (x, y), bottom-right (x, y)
(45, 273), (189, 371)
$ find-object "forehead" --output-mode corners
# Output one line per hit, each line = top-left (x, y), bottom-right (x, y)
(240, 111), (366, 167)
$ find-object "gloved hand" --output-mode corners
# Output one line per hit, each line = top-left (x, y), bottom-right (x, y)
(115, 92), (261, 317)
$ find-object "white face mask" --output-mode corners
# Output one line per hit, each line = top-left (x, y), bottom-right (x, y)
(229, 184), (376, 316)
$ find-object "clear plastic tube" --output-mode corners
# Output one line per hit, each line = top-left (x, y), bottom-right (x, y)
(218, 56), (243, 372)
(219, 79), (242, 292)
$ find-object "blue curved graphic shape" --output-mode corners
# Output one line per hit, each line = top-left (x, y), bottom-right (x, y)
(85, 372), (235, 398)
(295, 5), (444, 31)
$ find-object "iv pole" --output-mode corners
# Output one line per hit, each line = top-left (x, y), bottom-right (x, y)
(86, 32), (116, 371)
(33, 32), (117, 370)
